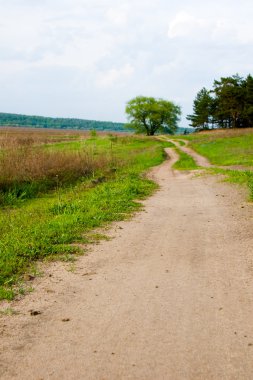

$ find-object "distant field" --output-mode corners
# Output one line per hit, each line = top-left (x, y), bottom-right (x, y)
(0, 130), (170, 300)
(0, 127), (129, 145)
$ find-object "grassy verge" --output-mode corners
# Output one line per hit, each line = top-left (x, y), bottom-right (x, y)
(184, 129), (253, 167)
(209, 168), (253, 201)
(173, 148), (199, 170)
(176, 129), (253, 198)
(156, 137), (175, 147)
(0, 136), (168, 300)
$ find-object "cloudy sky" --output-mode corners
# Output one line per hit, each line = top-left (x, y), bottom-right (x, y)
(0, 0), (252, 127)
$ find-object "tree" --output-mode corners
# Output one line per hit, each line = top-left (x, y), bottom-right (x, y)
(212, 74), (245, 128)
(243, 74), (253, 127)
(188, 73), (253, 130)
(125, 96), (181, 136)
(187, 87), (214, 129)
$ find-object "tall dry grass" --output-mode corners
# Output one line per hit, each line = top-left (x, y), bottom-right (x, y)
(197, 127), (253, 139)
(0, 127), (127, 148)
(0, 128), (88, 148)
(0, 147), (111, 186)
(0, 132), (115, 204)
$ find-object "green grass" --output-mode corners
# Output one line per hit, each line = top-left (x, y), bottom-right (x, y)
(209, 168), (253, 200)
(179, 129), (253, 199)
(173, 148), (199, 170)
(156, 137), (175, 147)
(184, 131), (253, 167)
(0, 136), (166, 207)
(0, 136), (167, 300)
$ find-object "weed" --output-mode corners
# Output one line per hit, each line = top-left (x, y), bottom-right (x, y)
(0, 307), (19, 316)
(0, 287), (15, 301)
(86, 233), (111, 243)
(67, 264), (77, 273)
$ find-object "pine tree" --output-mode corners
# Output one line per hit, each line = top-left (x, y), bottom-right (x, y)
(212, 74), (245, 128)
(244, 74), (253, 127)
(187, 88), (213, 129)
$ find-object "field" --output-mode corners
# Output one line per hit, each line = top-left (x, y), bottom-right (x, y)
(0, 128), (170, 300)
(1, 127), (253, 379)
(176, 128), (253, 199)
(1, 127), (252, 301)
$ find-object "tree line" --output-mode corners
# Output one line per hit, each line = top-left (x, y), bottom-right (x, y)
(0, 110), (191, 135)
(187, 74), (253, 130)
(0, 112), (126, 132)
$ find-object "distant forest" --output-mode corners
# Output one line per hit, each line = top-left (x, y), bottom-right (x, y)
(0, 112), (192, 134)
(0, 113), (127, 132)
(187, 74), (253, 130)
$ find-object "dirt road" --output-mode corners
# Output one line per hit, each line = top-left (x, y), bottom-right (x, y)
(1, 148), (253, 380)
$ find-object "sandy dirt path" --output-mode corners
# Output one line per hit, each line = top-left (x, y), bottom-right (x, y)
(1, 149), (253, 380)
(170, 139), (213, 167)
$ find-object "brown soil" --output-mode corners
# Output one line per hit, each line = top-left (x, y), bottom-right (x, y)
(1, 148), (253, 379)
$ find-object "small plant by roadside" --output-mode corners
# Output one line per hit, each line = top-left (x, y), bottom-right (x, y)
(0, 307), (19, 316)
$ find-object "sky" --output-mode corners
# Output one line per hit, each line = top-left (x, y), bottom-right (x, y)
(0, 0), (253, 127)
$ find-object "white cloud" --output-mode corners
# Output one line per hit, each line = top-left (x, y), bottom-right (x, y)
(0, 0), (253, 126)
(168, 10), (253, 45)
(106, 4), (130, 27)
(96, 63), (134, 88)
(168, 11), (206, 38)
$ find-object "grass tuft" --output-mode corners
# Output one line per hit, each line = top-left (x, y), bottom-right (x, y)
(173, 148), (199, 170)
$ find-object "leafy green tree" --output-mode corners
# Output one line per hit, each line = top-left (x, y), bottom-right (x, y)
(125, 96), (181, 136)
